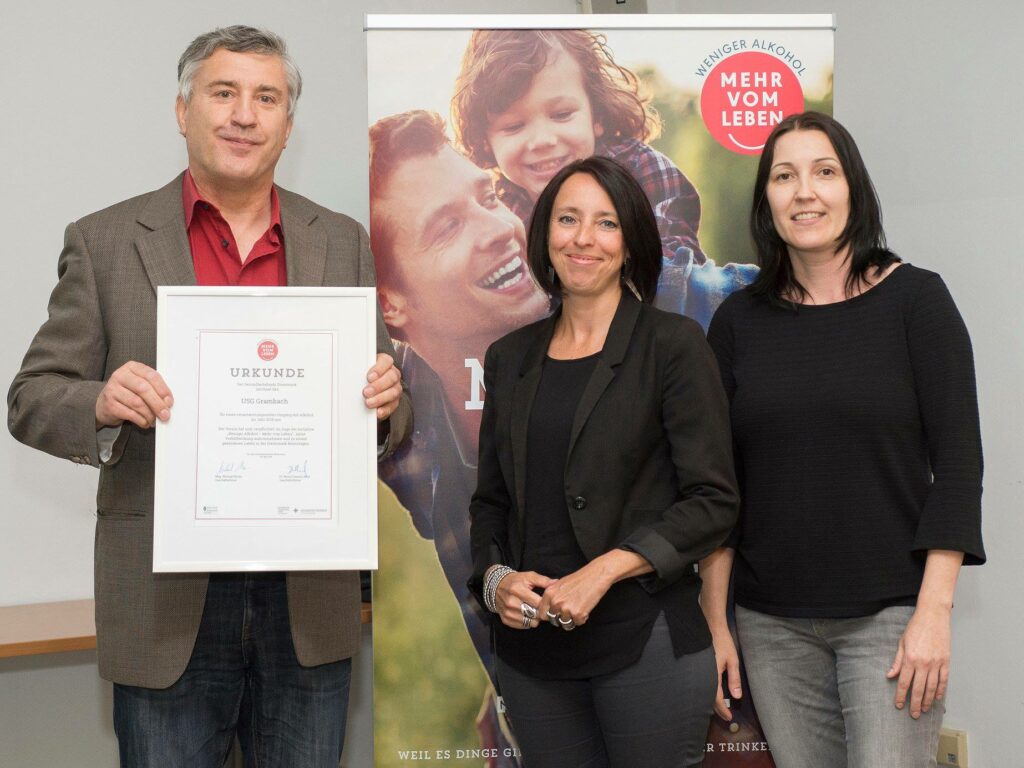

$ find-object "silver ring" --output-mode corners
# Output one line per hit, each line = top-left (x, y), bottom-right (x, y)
(520, 602), (538, 620)
(521, 615), (532, 629)
(558, 616), (576, 632)
(545, 610), (560, 627)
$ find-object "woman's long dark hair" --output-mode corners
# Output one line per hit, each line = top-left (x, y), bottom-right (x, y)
(750, 111), (899, 305)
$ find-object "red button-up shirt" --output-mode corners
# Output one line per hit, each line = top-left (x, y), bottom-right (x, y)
(182, 170), (287, 287)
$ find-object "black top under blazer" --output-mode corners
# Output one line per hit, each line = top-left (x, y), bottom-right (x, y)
(468, 292), (740, 655)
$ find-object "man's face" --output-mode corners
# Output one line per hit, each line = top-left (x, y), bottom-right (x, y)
(375, 145), (549, 347)
(175, 48), (293, 195)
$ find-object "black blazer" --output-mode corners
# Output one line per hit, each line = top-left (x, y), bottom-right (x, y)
(469, 292), (739, 605)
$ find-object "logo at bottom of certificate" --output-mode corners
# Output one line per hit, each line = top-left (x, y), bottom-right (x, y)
(276, 506), (328, 517)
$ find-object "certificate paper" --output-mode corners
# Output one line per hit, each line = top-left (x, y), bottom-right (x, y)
(154, 287), (378, 572)
(195, 330), (334, 522)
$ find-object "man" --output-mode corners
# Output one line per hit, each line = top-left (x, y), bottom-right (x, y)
(370, 111), (548, 463)
(369, 110), (549, 653)
(8, 26), (410, 767)
(368, 110), (548, 762)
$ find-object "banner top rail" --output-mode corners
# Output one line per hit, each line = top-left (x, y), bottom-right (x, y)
(365, 14), (836, 31)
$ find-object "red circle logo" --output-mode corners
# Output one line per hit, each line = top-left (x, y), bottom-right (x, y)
(700, 51), (805, 156)
(257, 340), (278, 361)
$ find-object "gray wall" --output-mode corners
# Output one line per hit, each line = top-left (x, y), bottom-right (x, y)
(2, 1), (1020, 766)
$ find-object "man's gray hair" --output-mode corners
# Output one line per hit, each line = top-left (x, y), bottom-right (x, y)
(178, 25), (303, 117)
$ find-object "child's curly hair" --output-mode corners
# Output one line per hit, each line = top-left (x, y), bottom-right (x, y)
(452, 29), (661, 170)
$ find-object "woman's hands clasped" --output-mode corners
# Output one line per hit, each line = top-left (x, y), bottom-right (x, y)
(493, 549), (652, 632)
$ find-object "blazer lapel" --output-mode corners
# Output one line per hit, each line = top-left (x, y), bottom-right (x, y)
(280, 190), (327, 287)
(510, 312), (558, 530)
(566, 292), (642, 458)
(134, 181), (328, 290)
(135, 175), (196, 291)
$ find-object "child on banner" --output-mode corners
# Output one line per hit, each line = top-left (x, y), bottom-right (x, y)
(451, 28), (758, 329)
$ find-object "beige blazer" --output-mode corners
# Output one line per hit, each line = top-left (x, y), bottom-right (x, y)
(8, 174), (411, 688)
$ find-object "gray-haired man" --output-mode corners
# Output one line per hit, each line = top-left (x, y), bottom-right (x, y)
(8, 26), (410, 766)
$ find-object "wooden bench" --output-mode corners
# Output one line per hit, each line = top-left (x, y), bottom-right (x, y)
(0, 600), (372, 659)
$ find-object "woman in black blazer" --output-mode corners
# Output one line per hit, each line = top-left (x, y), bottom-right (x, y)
(468, 156), (739, 768)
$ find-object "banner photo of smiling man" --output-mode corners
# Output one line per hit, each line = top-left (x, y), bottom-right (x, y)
(366, 14), (834, 767)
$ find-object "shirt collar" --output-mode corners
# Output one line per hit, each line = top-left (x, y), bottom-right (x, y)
(182, 169), (282, 234)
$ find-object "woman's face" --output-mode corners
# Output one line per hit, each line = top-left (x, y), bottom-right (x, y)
(765, 129), (851, 263)
(548, 172), (625, 301)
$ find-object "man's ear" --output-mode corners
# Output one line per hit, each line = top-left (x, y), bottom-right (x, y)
(175, 95), (187, 137)
(378, 286), (409, 331)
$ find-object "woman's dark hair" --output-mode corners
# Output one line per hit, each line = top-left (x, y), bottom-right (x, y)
(526, 156), (662, 303)
(750, 111), (899, 304)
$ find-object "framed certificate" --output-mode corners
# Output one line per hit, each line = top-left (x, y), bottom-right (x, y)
(153, 286), (378, 572)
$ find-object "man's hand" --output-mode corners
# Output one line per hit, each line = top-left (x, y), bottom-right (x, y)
(95, 361), (173, 429)
(364, 353), (402, 421)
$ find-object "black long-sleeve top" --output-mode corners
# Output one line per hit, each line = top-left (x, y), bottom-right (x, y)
(707, 265), (985, 618)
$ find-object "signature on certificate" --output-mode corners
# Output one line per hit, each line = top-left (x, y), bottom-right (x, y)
(285, 460), (309, 477)
(216, 460), (248, 476)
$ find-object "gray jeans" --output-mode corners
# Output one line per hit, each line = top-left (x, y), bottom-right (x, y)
(736, 604), (943, 768)
(495, 615), (716, 768)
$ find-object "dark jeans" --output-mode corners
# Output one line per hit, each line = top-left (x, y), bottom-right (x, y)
(496, 615), (716, 768)
(113, 572), (351, 768)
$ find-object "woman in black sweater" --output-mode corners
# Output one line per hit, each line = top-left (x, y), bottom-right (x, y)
(705, 112), (985, 768)
(469, 156), (739, 767)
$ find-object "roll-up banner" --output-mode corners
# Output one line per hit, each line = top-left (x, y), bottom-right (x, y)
(367, 14), (834, 766)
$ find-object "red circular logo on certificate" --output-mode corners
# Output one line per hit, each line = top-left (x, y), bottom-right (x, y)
(700, 52), (804, 156)
(257, 340), (279, 361)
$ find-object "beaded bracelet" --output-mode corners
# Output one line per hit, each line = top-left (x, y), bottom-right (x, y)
(483, 565), (512, 612)
(483, 564), (514, 613)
